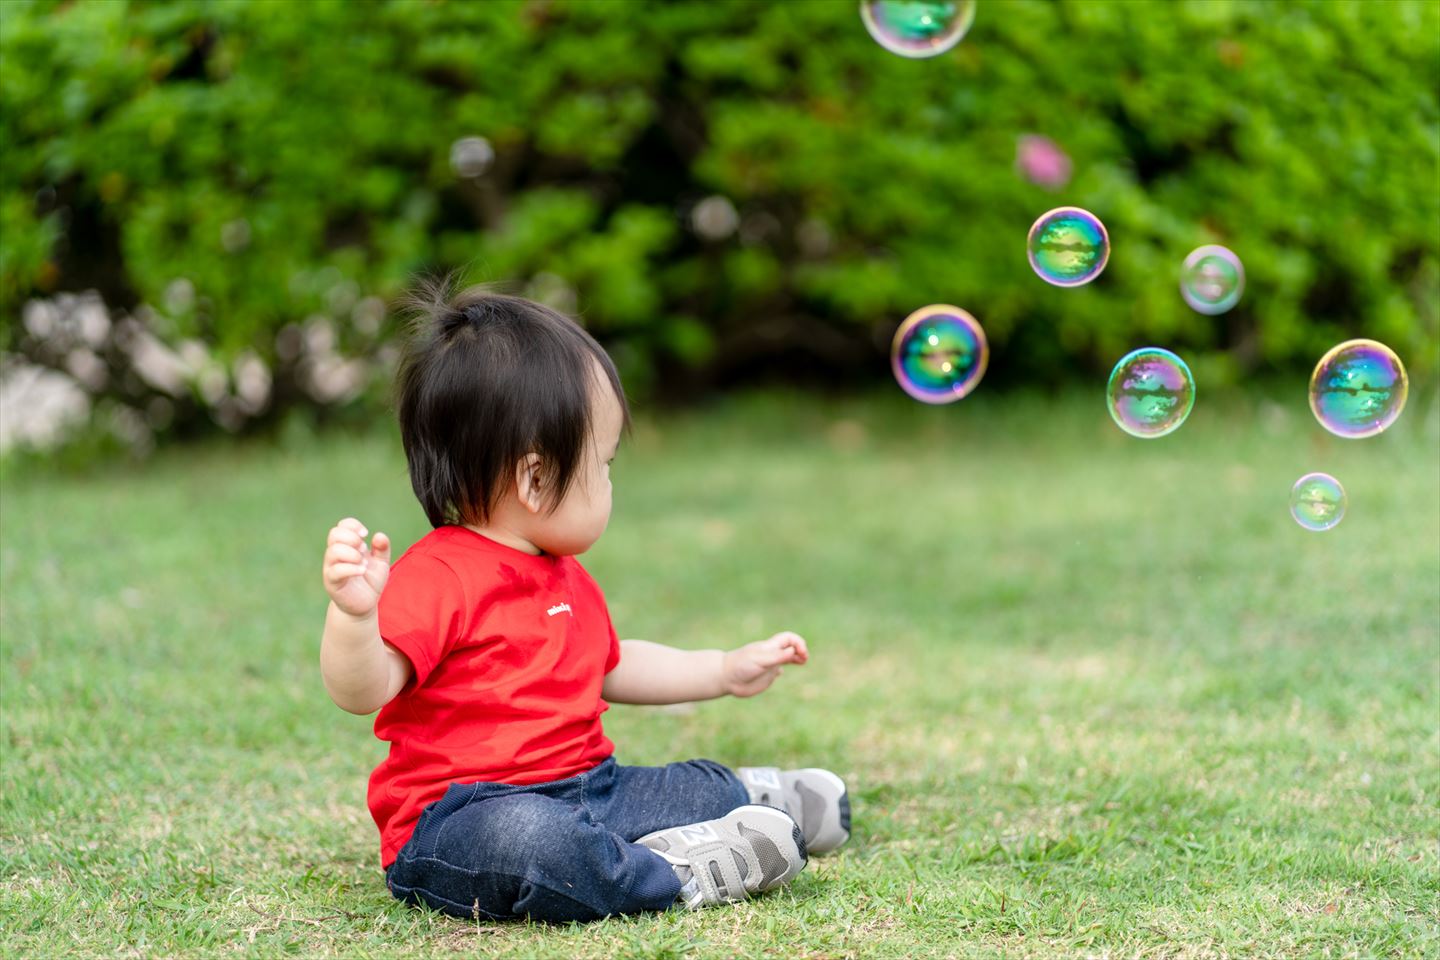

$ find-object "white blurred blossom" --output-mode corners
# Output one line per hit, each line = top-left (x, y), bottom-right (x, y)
(164, 278), (196, 313)
(23, 300), (57, 339)
(449, 136), (494, 179)
(303, 315), (336, 355)
(0, 362), (91, 453)
(197, 363), (228, 405)
(306, 355), (369, 404)
(178, 339), (209, 372)
(233, 351), (271, 414)
(72, 295), (111, 346)
(125, 329), (188, 395)
(64, 348), (108, 391)
(221, 218), (252, 252)
(22, 291), (110, 348)
(326, 280), (359, 315)
(691, 195), (739, 241)
(352, 296), (386, 336)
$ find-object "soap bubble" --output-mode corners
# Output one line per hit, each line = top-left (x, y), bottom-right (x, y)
(1027, 207), (1109, 287)
(891, 304), (988, 404)
(1309, 339), (1408, 438)
(1180, 245), (1244, 315)
(860, 0), (975, 59)
(1290, 473), (1346, 532)
(1106, 347), (1195, 438)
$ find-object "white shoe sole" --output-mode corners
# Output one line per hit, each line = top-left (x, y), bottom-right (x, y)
(787, 768), (851, 855)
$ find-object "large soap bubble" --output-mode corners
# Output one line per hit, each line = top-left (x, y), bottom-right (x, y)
(1309, 339), (1408, 439)
(1027, 207), (1109, 287)
(891, 304), (988, 404)
(1106, 347), (1195, 438)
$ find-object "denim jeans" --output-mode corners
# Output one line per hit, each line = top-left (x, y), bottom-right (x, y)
(384, 756), (750, 923)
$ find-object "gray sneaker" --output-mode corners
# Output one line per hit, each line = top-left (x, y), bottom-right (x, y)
(737, 766), (851, 855)
(636, 804), (807, 910)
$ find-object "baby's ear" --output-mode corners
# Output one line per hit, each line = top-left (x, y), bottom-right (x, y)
(515, 453), (546, 514)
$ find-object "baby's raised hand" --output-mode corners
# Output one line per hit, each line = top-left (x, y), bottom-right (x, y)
(322, 517), (391, 618)
(723, 631), (809, 698)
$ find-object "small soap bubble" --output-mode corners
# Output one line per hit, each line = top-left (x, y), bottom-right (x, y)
(1290, 473), (1346, 532)
(1106, 347), (1195, 438)
(1027, 207), (1109, 287)
(1309, 339), (1408, 438)
(891, 304), (988, 404)
(1180, 245), (1244, 315)
(861, 0), (975, 59)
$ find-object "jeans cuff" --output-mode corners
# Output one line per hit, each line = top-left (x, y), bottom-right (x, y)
(627, 851), (684, 910)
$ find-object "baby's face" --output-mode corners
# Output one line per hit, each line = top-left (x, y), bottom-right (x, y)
(530, 371), (624, 556)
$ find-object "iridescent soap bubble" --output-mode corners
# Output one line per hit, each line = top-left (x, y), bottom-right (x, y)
(1290, 472), (1346, 532)
(1309, 339), (1408, 438)
(891, 304), (988, 404)
(860, 0), (976, 59)
(1180, 245), (1244, 315)
(1027, 207), (1109, 287)
(1106, 347), (1195, 438)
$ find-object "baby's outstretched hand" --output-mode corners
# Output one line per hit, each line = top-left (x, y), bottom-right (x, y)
(323, 517), (391, 618)
(723, 631), (809, 698)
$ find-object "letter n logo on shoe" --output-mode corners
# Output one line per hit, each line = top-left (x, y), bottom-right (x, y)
(746, 769), (782, 790)
(678, 824), (718, 846)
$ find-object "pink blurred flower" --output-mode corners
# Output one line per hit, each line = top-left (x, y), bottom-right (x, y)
(1016, 135), (1072, 190)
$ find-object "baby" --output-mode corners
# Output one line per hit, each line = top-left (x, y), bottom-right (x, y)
(319, 281), (850, 922)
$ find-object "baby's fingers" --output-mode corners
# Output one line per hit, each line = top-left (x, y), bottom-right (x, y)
(370, 532), (391, 564)
(751, 644), (797, 669)
(324, 561), (367, 586)
(328, 524), (365, 549)
(762, 631), (808, 665)
(327, 543), (365, 565)
(338, 517), (368, 537)
(788, 634), (809, 663)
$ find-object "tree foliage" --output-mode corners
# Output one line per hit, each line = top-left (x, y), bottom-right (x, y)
(2, 0), (1436, 448)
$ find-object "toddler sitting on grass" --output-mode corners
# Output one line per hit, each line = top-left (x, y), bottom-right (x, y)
(318, 281), (850, 921)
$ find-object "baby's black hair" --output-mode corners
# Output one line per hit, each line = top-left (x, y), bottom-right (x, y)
(394, 276), (629, 529)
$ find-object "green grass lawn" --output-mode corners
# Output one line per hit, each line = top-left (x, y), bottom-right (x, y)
(2, 387), (1437, 958)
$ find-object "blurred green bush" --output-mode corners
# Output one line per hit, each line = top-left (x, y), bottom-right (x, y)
(2, 0), (1437, 451)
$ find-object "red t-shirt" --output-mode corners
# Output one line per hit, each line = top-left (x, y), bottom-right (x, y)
(367, 525), (620, 868)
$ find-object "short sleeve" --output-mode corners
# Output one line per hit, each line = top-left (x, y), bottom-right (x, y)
(571, 558), (622, 675)
(377, 552), (466, 689)
(604, 616), (621, 674)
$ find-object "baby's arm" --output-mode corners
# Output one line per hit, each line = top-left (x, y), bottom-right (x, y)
(319, 517), (412, 715)
(601, 632), (808, 705)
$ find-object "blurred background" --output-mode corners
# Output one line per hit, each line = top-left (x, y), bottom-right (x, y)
(2, 0), (1437, 461)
